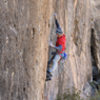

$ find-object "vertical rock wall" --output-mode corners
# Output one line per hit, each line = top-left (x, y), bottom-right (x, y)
(0, 0), (50, 100)
(45, 0), (92, 100)
(0, 0), (99, 100)
(90, 0), (100, 93)
(91, 0), (100, 70)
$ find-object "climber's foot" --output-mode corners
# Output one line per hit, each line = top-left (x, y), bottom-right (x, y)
(45, 77), (52, 81)
(46, 74), (52, 80)
(47, 71), (52, 77)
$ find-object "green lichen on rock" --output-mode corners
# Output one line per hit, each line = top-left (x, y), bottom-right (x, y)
(56, 92), (82, 100)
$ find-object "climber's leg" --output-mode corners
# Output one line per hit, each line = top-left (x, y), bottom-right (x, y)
(46, 54), (60, 81)
(48, 53), (56, 65)
(48, 54), (61, 74)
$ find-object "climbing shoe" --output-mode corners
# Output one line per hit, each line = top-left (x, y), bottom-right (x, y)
(47, 71), (52, 77)
(45, 77), (52, 81)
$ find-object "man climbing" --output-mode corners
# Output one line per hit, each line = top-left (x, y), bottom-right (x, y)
(46, 14), (66, 81)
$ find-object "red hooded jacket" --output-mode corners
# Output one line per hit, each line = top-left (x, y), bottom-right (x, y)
(56, 34), (66, 54)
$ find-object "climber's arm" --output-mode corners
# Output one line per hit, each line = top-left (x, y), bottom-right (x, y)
(55, 19), (61, 29)
(55, 45), (62, 51)
(49, 42), (62, 51)
(54, 13), (60, 28)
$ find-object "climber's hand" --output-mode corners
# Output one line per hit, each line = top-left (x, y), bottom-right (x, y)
(54, 13), (57, 19)
(49, 42), (55, 48)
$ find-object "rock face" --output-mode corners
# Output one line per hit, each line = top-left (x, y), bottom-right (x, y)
(91, 0), (100, 70)
(45, 0), (92, 100)
(90, 0), (100, 92)
(0, 0), (50, 100)
(0, 0), (99, 100)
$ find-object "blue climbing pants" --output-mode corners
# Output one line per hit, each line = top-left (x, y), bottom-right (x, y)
(48, 54), (61, 74)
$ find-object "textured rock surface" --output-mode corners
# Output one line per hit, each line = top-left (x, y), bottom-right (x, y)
(0, 0), (100, 100)
(91, 0), (100, 70)
(0, 0), (50, 100)
(90, 0), (100, 95)
(45, 0), (92, 100)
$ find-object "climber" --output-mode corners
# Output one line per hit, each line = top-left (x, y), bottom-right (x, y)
(46, 14), (67, 81)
